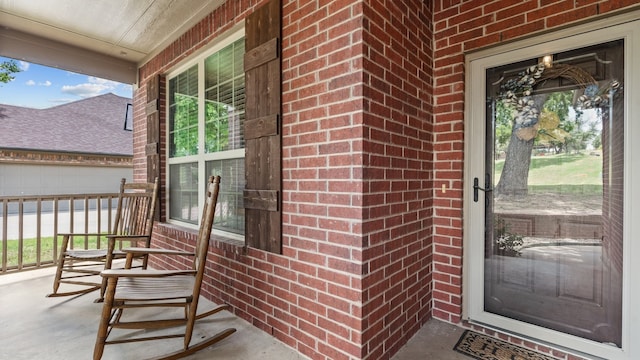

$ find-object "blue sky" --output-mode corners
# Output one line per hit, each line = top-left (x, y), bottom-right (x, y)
(0, 56), (132, 109)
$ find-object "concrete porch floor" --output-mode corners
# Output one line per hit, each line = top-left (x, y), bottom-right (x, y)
(0, 267), (469, 360)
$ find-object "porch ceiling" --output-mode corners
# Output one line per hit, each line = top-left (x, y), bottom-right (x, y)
(0, 0), (223, 83)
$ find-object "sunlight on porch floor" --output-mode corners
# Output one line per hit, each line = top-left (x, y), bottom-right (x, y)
(0, 267), (468, 360)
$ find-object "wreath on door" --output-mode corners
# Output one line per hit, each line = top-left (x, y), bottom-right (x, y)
(497, 62), (621, 141)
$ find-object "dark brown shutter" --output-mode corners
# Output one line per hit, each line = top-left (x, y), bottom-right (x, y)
(145, 75), (161, 182)
(145, 75), (162, 219)
(244, 0), (282, 253)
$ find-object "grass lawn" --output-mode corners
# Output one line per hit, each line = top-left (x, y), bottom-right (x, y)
(494, 153), (603, 194)
(3, 235), (106, 268)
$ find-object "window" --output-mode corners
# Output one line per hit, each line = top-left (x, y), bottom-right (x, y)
(167, 30), (245, 238)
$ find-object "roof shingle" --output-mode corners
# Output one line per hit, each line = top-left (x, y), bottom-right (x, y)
(0, 93), (133, 156)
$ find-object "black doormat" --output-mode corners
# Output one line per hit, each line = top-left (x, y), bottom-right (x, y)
(454, 330), (556, 360)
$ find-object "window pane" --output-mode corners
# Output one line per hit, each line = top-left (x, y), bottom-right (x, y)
(167, 35), (246, 237)
(483, 40), (624, 345)
(169, 163), (199, 224)
(204, 39), (245, 153)
(206, 158), (245, 235)
(169, 65), (199, 157)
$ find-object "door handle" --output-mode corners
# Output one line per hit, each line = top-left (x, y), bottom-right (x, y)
(473, 175), (492, 202)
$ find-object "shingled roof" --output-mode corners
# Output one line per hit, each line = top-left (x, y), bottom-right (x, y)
(0, 93), (132, 156)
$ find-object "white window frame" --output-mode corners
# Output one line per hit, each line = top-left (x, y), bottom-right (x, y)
(166, 26), (246, 242)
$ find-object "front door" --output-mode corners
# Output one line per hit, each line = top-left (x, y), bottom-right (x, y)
(465, 18), (640, 360)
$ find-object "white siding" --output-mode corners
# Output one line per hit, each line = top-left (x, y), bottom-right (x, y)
(0, 163), (133, 196)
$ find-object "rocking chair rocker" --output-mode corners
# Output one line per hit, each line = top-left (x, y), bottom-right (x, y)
(93, 176), (235, 360)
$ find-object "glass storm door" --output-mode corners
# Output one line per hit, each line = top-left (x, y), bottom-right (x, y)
(482, 40), (624, 346)
(464, 18), (640, 359)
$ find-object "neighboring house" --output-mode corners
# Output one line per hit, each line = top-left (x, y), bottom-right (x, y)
(0, 93), (133, 196)
(2, 1), (640, 360)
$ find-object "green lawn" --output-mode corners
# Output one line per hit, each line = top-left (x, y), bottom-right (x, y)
(2, 235), (105, 267)
(494, 153), (603, 194)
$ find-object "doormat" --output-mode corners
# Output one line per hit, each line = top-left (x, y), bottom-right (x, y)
(454, 330), (556, 360)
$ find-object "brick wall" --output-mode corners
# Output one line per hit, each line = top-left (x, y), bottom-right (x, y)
(134, 0), (435, 359)
(432, 0), (639, 358)
(358, 1), (434, 359)
(283, 0), (436, 357)
(282, 0), (367, 358)
(131, 87), (149, 183)
(131, 0), (640, 359)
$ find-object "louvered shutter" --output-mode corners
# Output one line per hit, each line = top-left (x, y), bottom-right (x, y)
(244, 0), (282, 253)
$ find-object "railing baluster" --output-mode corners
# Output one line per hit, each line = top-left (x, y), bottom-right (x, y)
(53, 197), (59, 263)
(18, 199), (23, 271)
(36, 198), (42, 267)
(84, 197), (89, 249)
(0, 191), (119, 274)
(97, 196), (102, 249)
(108, 197), (113, 234)
(69, 197), (74, 250)
(2, 199), (7, 274)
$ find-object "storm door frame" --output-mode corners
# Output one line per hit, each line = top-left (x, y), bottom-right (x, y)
(462, 12), (640, 360)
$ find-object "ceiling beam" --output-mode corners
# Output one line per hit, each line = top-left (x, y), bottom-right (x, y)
(0, 27), (137, 84)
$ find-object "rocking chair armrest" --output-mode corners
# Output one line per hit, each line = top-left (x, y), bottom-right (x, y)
(106, 234), (151, 247)
(104, 236), (152, 257)
(100, 269), (196, 278)
(122, 247), (194, 257)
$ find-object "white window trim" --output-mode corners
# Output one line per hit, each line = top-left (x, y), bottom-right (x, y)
(165, 26), (245, 242)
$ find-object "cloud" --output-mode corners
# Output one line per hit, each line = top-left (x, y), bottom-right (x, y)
(88, 76), (119, 87)
(26, 80), (52, 87)
(61, 83), (110, 97)
(18, 61), (30, 71)
(61, 76), (119, 97)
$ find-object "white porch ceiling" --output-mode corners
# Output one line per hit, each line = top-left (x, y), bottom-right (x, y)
(0, 0), (223, 83)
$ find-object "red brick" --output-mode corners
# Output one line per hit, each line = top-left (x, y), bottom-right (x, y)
(546, 5), (599, 27)
(139, 1), (626, 360)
